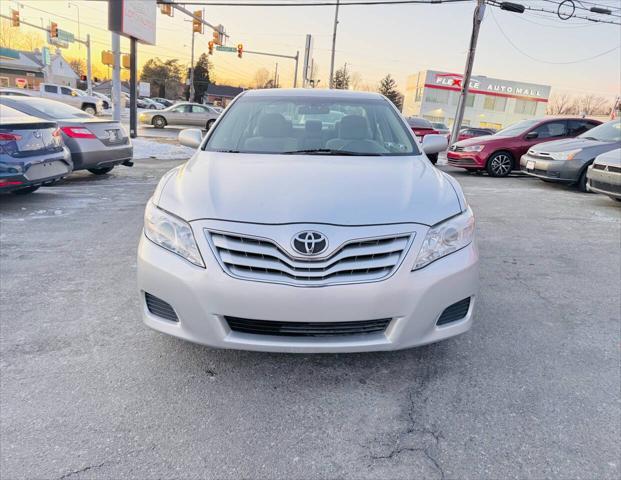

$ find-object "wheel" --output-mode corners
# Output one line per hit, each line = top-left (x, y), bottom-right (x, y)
(149, 105), (156, 110)
(577, 169), (591, 193)
(206, 119), (216, 130)
(12, 185), (40, 194)
(152, 116), (167, 129)
(88, 166), (114, 175)
(427, 153), (438, 165)
(83, 105), (97, 115)
(486, 151), (513, 177)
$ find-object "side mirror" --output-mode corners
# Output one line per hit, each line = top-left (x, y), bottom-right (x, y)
(178, 128), (203, 149)
(422, 134), (448, 155)
(525, 131), (538, 140)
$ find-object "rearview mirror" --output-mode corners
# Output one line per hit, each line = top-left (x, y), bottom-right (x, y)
(525, 131), (538, 139)
(178, 128), (203, 149)
(422, 134), (448, 155)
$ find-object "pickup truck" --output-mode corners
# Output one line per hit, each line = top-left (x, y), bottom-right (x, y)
(0, 83), (104, 115)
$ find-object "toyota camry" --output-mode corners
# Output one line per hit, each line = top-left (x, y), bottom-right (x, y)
(137, 89), (479, 353)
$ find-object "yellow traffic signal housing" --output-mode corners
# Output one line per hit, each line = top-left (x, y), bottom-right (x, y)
(160, 4), (173, 16)
(11, 9), (20, 27)
(208, 41), (214, 55)
(50, 22), (58, 38)
(122, 54), (130, 69)
(101, 50), (113, 66)
(192, 11), (203, 34)
(237, 44), (243, 59)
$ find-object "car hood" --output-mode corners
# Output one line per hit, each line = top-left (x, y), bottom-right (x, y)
(454, 135), (497, 146)
(530, 137), (611, 153)
(156, 152), (462, 226)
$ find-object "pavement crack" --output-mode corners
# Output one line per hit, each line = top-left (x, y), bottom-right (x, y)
(56, 462), (106, 480)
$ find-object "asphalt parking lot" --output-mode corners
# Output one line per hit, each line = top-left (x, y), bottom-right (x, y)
(1, 157), (619, 480)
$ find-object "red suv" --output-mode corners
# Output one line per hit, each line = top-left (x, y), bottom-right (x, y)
(447, 117), (601, 177)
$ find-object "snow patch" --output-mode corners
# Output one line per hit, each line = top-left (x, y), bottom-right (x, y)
(132, 138), (195, 160)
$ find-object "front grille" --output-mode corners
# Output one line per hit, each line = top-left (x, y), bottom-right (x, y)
(593, 163), (607, 171)
(589, 180), (621, 194)
(145, 292), (178, 322)
(608, 165), (621, 174)
(225, 316), (391, 337)
(207, 231), (413, 286)
(437, 297), (471, 326)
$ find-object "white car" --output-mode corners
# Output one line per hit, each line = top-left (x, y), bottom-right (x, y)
(137, 89), (479, 353)
(141, 98), (165, 110)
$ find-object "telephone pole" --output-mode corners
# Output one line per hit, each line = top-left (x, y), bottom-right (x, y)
(449, 0), (485, 146)
(329, 0), (340, 89)
(189, 28), (196, 102)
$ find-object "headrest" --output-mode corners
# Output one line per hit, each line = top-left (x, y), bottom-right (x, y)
(257, 113), (290, 137)
(339, 115), (369, 140)
(305, 120), (322, 134)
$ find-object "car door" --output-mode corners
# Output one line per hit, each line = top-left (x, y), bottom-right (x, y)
(166, 104), (190, 125)
(189, 105), (211, 127)
(523, 120), (569, 156)
(60, 86), (80, 108)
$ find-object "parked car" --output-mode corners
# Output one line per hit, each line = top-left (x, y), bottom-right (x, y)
(0, 104), (72, 194)
(0, 87), (34, 97)
(447, 117), (601, 177)
(140, 98), (165, 110)
(0, 83), (104, 115)
(587, 148), (621, 201)
(431, 122), (450, 137)
(457, 127), (497, 142)
(139, 102), (220, 129)
(520, 119), (621, 191)
(137, 89), (476, 353)
(90, 91), (111, 110)
(151, 97), (174, 108)
(405, 117), (440, 164)
(1, 97), (133, 175)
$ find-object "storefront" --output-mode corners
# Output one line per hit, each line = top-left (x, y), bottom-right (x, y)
(403, 70), (551, 130)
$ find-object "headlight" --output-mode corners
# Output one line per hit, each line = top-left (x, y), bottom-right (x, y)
(462, 145), (484, 152)
(548, 149), (581, 161)
(413, 207), (475, 270)
(143, 201), (204, 267)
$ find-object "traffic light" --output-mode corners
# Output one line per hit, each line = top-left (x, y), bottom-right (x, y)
(192, 10), (203, 34)
(208, 41), (214, 55)
(80, 74), (87, 82)
(237, 44), (243, 59)
(11, 9), (20, 27)
(101, 50), (113, 66)
(122, 54), (130, 69)
(50, 22), (58, 38)
(213, 30), (221, 46)
(160, 3), (173, 16)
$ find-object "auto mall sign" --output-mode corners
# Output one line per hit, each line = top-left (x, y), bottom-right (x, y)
(428, 71), (550, 101)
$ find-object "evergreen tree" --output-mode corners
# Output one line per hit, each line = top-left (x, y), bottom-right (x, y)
(378, 74), (403, 111)
(333, 66), (350, 90)
(192, 53), (212, 102)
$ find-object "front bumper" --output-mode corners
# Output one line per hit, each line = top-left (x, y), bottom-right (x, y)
(520, 153), (583, 183)
(446, 150), (486, 169)
(587, 164), (621, 199)
(137, 220), (479, 353)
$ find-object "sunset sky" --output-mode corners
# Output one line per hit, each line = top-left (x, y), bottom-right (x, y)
(1, 0), (619, 98)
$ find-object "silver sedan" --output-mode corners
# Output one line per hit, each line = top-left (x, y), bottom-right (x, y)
(139, 102), (220, 129)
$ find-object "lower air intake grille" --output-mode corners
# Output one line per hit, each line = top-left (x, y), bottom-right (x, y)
(437, 297), (471, 326)
(590, 180), (621, 194)
(225, 317), (391, 337)
(145, 292), (178, 322)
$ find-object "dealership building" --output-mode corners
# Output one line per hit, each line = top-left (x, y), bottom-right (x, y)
(403, 70), (551, 130)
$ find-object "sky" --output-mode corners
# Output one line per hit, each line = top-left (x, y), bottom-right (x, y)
(1, 0), (620, 99)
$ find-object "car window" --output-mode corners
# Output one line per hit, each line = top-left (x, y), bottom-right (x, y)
(495, 119), (540, 137)
(578, 120), (621, 142)
(205, 95), (419, 156)
(44, 85), (57, 93)
(60, 87), (73, 96)
(191, 105), (208, 113)
(532, 121), (567, 139)
(568, 120), (596, 136)
(171, 105), (190, 113)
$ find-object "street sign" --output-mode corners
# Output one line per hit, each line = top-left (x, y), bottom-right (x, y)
(41, 47), (51, 66)
(215, 46), (236, 52)
(139, 81), (150, 97)
(58, 29), (74, 43)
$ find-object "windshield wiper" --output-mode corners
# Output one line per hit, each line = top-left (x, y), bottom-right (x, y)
(283, 148), (381, 156)
(582, 137), (600, 141)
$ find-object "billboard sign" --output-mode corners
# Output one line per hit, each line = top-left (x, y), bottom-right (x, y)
(108, 0), (157, 45)
(139, 81), (150, 97)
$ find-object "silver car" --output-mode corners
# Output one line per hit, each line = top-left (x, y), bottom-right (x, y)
(520, 119), (621, 191)
(1, 96), (133, 175)
(139, 102), (220, 129)
(587, 148), (621, 201)
(137, 89), (478, 353)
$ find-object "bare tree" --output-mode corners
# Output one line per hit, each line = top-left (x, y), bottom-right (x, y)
(0, 21), (44, 51)
(547, 92), (575, 115)
(349, 72), (362, 90)
(573, 94), (611, 116)
(68, 57), (86, 77)
(253, 68), (271, 89)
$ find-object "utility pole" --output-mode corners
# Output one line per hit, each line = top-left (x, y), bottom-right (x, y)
(449, 0), (485, 146)
(274, 62), (279, 88)
(111, 32), (121, 122)
(329, 0), (340, 89)
(293, 51), (299, 88)
(85, 34), (92, 95)
(189, 29), (196, 102)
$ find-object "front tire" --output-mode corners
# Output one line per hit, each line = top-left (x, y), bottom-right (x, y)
(83, 105), (97, 115)
(12, 185), (40, 194)
(152, 116), (167, 129)
(427, 153), (438, 165)
(577, 169), (591, 193)
(206, 119), (216, 130)
(486, 151), (513, 177)
(88, 166), (114, 175)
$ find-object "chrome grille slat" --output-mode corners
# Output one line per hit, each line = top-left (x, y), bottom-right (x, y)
(207, 229), (413, 286)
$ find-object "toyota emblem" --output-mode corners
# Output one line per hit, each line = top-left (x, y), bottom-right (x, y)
(291, 231), (328, 256)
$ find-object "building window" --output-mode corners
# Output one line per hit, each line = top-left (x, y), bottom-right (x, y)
(514, 99), (537, 115)
(480, 121), (503, 130)
(450, 92), (475, 107)
(423, 115), (444, 123)
(414, 87), (424, 102)
(424, 88), (450, 104)
(0, 77), (9, 87)
(483, 95), (507, 112)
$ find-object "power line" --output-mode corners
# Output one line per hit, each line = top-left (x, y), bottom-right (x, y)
(489, 7), (621, 63)
(486, 0), (621, 24)
(157, 0), (471, 5)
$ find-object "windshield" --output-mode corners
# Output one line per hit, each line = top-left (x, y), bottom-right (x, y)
(204, 95), (419, 156)
(13, 98), (93, 119)
(432, 122), (448, 130)
(494, 119), (540, 137)
(579, 120), (621, 142)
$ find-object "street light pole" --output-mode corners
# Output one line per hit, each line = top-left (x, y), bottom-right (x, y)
(449, 0), (486, 146)
(293, 51), (299, 88)
(189, 29), (196, 102)
(86, 34), (92, 95)
(329, 0), (340, 89)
